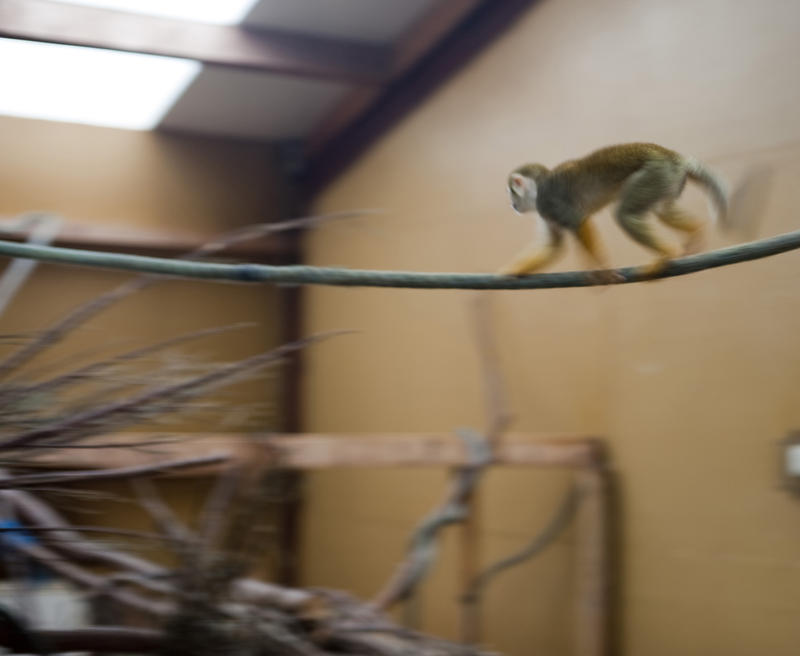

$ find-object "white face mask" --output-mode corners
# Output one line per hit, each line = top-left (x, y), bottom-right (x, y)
(509, 173), (537, 213)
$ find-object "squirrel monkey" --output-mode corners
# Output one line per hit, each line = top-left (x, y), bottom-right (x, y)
(499, 142), (729, 278)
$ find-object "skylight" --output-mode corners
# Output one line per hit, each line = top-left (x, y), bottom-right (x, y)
(0, 38), (200, 130)
(48, 0), (259, 25)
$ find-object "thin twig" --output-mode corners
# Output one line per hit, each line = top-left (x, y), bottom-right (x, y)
(0, 210), (367, 379)
(471, 293), (514, 447)
(0, 453), (228, 488)
(4, 488), (316, 611)
(462, 483), (582, 604)
(0, 212), (61, 317)
(370, 429), (492, 610)
(1, 539), (172, 617)
(0, 333), (340, 450)
(371, 297), (513, 613)
(0, 524), (181, 543)
(0, 487), (165, 577)
(0, 227), (799, 287)
(21, 322), (256, 397)
(197, 464), (242, 554)
(131, 478), (197, 548)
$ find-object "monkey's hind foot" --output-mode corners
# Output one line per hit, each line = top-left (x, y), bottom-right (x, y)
(585, 269), (624, 285)
(497, 260), (543, 277)
(682, 230), (707, 255)
(635, 257), (673, 280)
(497, 264), (528, 277)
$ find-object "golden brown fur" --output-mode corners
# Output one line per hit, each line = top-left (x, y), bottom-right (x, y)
(501, 142), (728, 278)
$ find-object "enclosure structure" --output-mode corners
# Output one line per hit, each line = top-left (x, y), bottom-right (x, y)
(1, 0), (799, 654)
(29, 431), (611, 656)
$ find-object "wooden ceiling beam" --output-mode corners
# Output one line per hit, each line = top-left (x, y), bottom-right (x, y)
(307, 0), (482, 154)
(0, 0), (391, 85)
(305, 0), (541, 193)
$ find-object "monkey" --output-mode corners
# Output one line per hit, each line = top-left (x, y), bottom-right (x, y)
(499, 142), (729, 279)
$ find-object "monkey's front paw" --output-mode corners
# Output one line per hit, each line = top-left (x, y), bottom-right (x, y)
(497, 264), (527, 277)
(635, 258), (672, 279)
(683, 231), (706, 255)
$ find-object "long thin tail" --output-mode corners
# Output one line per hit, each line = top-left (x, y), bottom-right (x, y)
(685, 157), (729, 228)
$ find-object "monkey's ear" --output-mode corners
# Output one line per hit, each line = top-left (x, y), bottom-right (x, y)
(509, 173), (534, 197)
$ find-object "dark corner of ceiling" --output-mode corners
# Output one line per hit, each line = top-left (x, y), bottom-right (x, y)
(301, 0), (540, 199)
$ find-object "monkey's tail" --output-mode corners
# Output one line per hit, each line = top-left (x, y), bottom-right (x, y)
(685, 157), (729, 228)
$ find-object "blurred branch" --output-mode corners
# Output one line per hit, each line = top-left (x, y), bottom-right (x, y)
(0, 524), (182, 543)
(461, 483), (582, 604)
(0, 454), (228, 488)
(0, 487), (165, 576)
(1, 480), (495, 654)
(0, 333), (338, 450)
(1, 227), (800, 288)
(370, 429), (491, 611)
(2, 539), (172, 617)
(371, 295), (512, 612)
(131, 478), (197, 547)
(3, 486), (315, 610)
(197, 465), (242, 555)
(0, 212), (61, 317)
(13, 626), (164, 654)
(20, 322), (256, 397)
(0, 210), (366, 379)
(471, 293), (514, 448)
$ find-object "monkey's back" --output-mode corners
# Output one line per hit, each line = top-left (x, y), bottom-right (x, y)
(539, 143), (683, 222)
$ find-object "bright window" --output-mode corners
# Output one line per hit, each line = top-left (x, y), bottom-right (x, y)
(47, 0), (259, 25)
(0, 38), (200, 130)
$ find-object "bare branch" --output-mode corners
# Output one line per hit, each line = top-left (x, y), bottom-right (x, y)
(0, 523), (179, 543)
(0, 333), (339, 450)
(0, 539), (171, 617)
(2, 487), (316, 611)
(0, 210), (366, 378)
(197, 464), (242, 554)
(462, 483), (582, 604)
(0, 453), (228, 488)
(21, 322), (256, 397)
(17, 626), (164, 654)
(370, 428), (492, 610)
(371, 296), (513, 612)
(1, 487), (164, 576)
(131, 478), (197, 548)
(471, 292), (514, 447)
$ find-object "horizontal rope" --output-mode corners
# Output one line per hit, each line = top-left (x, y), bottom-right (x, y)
(0, 229), (799, 289)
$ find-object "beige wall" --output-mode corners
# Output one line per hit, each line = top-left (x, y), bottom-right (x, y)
(0, 117), (289, 568)
(302, 1), (800, 654)
(0, 116), (288, 432)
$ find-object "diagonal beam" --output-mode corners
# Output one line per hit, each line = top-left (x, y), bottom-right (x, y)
(308, 0), (482, 152)
(0, 0), (390, 84)
(306, 0), (541, 191)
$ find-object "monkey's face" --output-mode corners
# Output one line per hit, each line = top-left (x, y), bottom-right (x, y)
(508, 172), (537, 213)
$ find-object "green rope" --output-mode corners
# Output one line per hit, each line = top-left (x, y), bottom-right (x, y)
(0, 229), (799, 289)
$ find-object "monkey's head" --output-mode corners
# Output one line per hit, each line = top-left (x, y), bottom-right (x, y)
(508, 163), (549, 213)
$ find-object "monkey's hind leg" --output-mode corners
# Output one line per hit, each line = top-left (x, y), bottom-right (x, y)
(498, 219), (563, 276)
(656, 202), (707, 254)
(615, 163), (682, 277)
(575, 219), (623, 284)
